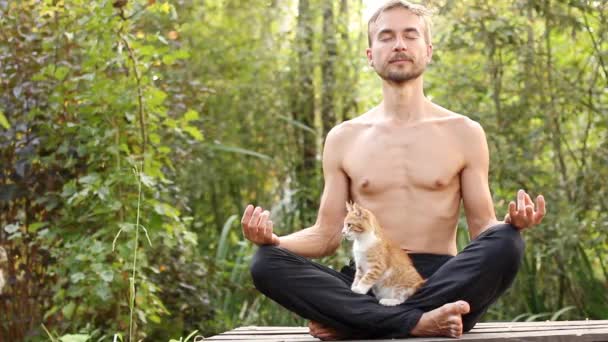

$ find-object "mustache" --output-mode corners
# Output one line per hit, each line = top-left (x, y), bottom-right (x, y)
(389, 53), (414, 62)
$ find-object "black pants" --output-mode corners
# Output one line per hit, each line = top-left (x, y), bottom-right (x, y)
(250, 223), (524, 338)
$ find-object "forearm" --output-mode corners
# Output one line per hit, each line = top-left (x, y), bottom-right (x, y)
(278, 225), (341, 258)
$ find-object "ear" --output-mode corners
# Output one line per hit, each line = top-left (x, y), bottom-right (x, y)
(425, 43), (433, 64)
(346, 201), (353, 212)
(352, 202), (362, 216)
(366, 48), (373, 67)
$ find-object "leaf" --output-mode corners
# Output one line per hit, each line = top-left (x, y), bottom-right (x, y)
(183, 125), (204, 141)
(62, 302), (76, 320)
(4, 224), (19, 234)
(147, 88), (168, 107)
(59, 334), (90, 342)
(160, 2), (171, 13)
(12, 85), (22, 98)
(216, 215), (238, 262)
(54, 66), (70, 80)
(277, 115), (316, 135)
(149, 314), (161, 324)
(0, 111), (9, 129)
(79, 173), (100, 185)
(183, 109), (199, 122)
(94, 283), (111, 301)
(206, 143), (271, 160)
(70, 272), (85, 284)
(99, 270), (114, 282)
(28, 222), (47, 233)
(550, 306), (576, 320)
(140, 173), (156, 187)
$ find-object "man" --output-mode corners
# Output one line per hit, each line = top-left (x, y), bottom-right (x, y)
(241, 1), (546, 340)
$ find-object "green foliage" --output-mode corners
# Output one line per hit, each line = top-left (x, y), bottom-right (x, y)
(1, 0), (607, 340)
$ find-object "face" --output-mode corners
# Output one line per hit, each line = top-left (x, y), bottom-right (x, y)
(366, 7), (433, 84)
(342, 219), (363, 241)
(341, 203), (370, 240)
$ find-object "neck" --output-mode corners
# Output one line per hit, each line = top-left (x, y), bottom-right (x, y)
(380, 76), (429, 122)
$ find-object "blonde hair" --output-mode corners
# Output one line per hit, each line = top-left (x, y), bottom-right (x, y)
(367, 0), (433, 47)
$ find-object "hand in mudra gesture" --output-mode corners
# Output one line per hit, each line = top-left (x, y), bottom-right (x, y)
(241, 204), (280, 246)
(505, 189), (546, 230)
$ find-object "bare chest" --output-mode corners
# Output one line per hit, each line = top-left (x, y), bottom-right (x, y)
(343, 124), (464, 196)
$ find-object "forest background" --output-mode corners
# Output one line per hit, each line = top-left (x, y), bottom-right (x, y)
(0, 0), (607, 340)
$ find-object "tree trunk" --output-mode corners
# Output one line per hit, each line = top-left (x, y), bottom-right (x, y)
(293, 0), (318, 224)
(321, 0), (336, 139)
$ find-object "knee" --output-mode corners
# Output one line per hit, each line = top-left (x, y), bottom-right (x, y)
(250, 245), (279, 284)
(484, 224), (525, 270)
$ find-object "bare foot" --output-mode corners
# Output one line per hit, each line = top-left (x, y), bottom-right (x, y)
(308, 321), (345, 341)
(410, 300), (471, 338)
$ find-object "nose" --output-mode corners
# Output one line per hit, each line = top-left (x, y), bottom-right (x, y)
(393, 36), (408, 51)
(341, 226), (347, 235)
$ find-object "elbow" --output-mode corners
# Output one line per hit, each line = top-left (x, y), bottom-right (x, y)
(321, 231), (343, 257)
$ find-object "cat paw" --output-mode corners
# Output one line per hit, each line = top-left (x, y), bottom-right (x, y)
(351, 284), (369, 294)
(379, 298), (404, 306)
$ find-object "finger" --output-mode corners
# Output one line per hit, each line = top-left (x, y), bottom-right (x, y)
(508, 201), (517, 218)
(241, 204), (254, 226)
(524, 192), (534, 209)
(258, 211), (270, 237)
(241, 205), (254, 236)
(517, 190), (525, 215)
(248, 206), (263, 234)
(525, 205), (534, 221)
(266, 220), (274, 241)
(534, 195), (546, 224)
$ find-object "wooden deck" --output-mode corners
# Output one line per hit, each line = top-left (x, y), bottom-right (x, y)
(206, 320), (608, 341)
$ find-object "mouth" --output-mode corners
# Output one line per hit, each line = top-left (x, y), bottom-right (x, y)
(389, 54), (413, 64)
(389, 59), (412, 64)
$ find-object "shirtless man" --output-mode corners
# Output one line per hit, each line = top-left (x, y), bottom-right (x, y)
(241, 1), (546, 339)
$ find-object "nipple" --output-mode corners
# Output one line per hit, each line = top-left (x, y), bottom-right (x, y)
(361, 179), (370, 188)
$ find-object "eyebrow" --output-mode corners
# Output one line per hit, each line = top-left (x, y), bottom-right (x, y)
(377, 27), (421, 36)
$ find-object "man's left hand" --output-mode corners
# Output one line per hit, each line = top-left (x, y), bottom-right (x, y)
(504, 189), (546, 230)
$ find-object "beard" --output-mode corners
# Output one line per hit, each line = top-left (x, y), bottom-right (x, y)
(375, 54), (426, 83)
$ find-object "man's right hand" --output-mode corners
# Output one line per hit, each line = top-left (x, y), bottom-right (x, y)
(241, 204), (280, 246)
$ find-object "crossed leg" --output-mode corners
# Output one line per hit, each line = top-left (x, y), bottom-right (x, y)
(250, 223), (524, 339)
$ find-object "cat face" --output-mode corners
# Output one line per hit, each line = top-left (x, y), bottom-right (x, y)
(342, 202), (374, 240)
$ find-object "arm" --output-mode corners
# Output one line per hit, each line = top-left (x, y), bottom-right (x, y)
(242, 125), (350, 258)
(460, 120), (501, 240)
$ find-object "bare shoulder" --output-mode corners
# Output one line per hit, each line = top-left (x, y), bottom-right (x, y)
(430, 103), (485, 139)
(325, 108), (376, 145)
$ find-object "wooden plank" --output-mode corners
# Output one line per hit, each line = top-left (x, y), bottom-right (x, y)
(225, 323), (608, 334)
(223, 324), (608, 336)
(205, 335), (318, 341)
(474, 320), (608, 328)
(232, 320), (608, 332)
(212, 321), (608, 341)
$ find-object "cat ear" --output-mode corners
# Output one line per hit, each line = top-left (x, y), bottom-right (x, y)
(353, 202), (362, 216)
(346, 201), (353, 212)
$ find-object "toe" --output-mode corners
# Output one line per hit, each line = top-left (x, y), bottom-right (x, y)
(457, 300), (471, 314)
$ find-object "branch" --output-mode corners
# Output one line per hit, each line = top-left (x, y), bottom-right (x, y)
(120, 36), (147, 169)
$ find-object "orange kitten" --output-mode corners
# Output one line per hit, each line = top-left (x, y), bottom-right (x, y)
(342, 202), (425, 306)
